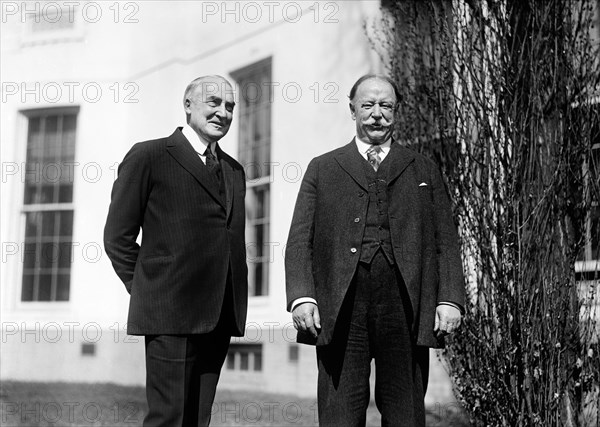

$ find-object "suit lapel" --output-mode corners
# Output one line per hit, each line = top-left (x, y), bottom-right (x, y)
(166, 128), (226, 209)
(333, 139), (369, 191)
(384, 141), (416, 186)
(216, 143), (235, 218)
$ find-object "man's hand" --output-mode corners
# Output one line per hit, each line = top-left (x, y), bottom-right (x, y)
(434, 304), (462, 336)
(292, 302), (321, 338)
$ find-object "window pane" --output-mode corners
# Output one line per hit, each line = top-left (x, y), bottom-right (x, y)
(40, 243), (56, 269)
(253, 350), (262, 371)
(254, 264), (263, 296)
(23, 243), (37, 269)
(246, 186), (262, 221)
(58, 242), (73, 268)
(42, 184), (57, 204)
(28, 116), (40, 135)
(58, 181), (73, 203)
(62, 115), (77, 161)
(255, 224), (264, 253)
(240, 352), (249, 370)
(26, 140), (43, 162)
(226, 353), (235, 370)
(37, 274), (53, 301)
(21, 274), (35, 301)
(255, 187), (267, 220)
(45, 114), (58, 132)
(44, 115), (59, 160)
(81, 343), (96, 356)
(63, 114), (77, 133)
(41, 211), (56, 237)
(56, 274), (70, 301)
(59, 211), (73, 236)
(27, 117), (42, 162)
(24, 183), (38, 205)
(24, 212), (40, 238)
(44, 161), (61, 183)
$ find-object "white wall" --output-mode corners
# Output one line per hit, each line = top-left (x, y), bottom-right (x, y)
(1, 1), (385, 386)
(0, 1), (459, 408)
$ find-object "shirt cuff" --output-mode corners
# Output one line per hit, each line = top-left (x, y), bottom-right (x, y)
(290, 297), (318, 312)
(437, 301), (464, 314)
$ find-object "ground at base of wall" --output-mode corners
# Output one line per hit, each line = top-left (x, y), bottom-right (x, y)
(0, 381), (470, 426)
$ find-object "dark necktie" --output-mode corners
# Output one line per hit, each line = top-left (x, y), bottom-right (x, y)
(366, 145), (382, 172)
(204, 146), (222, 182)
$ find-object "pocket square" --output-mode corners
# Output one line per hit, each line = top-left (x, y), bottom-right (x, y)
(419, 182), (428, 187)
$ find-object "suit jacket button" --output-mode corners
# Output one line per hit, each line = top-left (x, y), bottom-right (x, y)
(354, 217), (360, 223)
(350, 247), (357, 253)
(358, 192), (364, 197)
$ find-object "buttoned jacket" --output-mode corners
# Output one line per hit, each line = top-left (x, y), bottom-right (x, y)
(285, 139), (465, 347)
(104, 128), (248, 336)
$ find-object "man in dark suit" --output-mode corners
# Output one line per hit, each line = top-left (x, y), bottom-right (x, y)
(104, 75), (247, 427)
(285, 75), (465, 426)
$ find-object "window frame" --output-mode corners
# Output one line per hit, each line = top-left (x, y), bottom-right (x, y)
(231, 58), (273, 298)
(225, 343), (263, 372)
(20, 4), (85, 47)
(18, 107), (79, 304)
(575, 124), (600, 275)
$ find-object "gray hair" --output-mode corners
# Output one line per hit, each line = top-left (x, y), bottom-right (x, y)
(183, 75), (233, 106)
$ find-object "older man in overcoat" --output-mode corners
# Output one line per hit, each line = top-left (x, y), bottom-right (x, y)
(285, 74), (465, 426)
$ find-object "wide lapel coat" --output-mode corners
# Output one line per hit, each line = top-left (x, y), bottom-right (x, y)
(285, 139), (464, 348)
(166, 129), (226, 210)
(104, 128), (248, 337)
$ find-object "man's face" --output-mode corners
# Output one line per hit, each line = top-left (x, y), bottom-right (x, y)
(185, 77), (235, 143)
(349, 79), (397, 145)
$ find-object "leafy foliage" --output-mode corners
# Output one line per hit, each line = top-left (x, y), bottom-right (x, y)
(373, 1), (600, 425)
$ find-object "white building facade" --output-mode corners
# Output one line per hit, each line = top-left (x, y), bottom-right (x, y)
(1, 0), (456, 404)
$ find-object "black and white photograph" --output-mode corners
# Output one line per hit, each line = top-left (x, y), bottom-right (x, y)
(1, 1), (598, 426)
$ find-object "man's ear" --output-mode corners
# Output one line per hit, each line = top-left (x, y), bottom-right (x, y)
(184, 98), (191, 113)
(349, 102), (356, 120)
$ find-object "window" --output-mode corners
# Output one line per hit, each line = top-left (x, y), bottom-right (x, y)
(232, 58), (272, 297)
(30, 8), (76, 33)
(581, 140), (600, 263)
(21, 108), (78, 301)
(225, 344), (263, 372)
(576, 109), (599, 335)
(81, 343), (96, 356)
(577, 107), (600, 271)
(21, 4), (84, 47)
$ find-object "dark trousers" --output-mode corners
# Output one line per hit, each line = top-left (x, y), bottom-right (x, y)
(317, 250), (429, 427)
(143, 281), (235, 427)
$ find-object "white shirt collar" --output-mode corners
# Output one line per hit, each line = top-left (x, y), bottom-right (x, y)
(182, 124), (216, 156)
(354, 135), (392, 159)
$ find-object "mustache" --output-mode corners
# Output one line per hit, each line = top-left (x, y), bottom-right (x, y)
(364, 121), (391, 127)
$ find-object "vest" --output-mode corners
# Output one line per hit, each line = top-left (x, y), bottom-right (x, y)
(360, 158), (395, 265)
